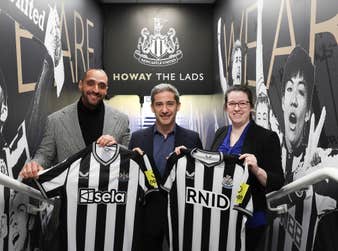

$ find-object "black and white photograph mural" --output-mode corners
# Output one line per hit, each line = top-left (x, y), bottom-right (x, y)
(216, 0), (338, 250)
(0, 0), (336, 250)
(0, 0), (103, 250)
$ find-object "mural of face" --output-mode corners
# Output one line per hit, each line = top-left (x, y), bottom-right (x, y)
(79, 69), (108, 109)
(282, 71), (310, 152)
(151, 90), (181, 130)
(8, 193), (33, 251)
(256, 101), (269, 129)
(232, 47), (242, 86)
(44, 5), (62, 67)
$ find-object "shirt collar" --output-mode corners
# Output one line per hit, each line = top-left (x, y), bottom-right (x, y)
(153, 124), (177, 136)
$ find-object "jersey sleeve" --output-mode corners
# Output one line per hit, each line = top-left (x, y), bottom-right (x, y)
(140, 153), (159, 191)
(233, 163), (253, 217)
(35, 159), (70, 198)
(35, 146), (89, 198)
(129, 151), (159, 193)
(161, 152), (182, 192)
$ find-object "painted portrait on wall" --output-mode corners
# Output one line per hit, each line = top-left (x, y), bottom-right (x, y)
(215, 0), (338, 249)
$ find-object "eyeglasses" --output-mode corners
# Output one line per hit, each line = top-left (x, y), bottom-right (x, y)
(227, 101), (250, 108)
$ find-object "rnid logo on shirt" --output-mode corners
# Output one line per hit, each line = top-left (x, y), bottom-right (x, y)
(185, 187), (230, 210)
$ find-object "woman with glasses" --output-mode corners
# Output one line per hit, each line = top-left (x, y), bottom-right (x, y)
(210, 85), (284, 251)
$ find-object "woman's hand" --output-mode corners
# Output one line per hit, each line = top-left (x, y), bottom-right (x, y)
(239, 153), (267, 187)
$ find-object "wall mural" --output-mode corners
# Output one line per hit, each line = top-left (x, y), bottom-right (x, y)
(216, 0), (338, 250)
(0, 0), (103, 250)
(0, 0), (336, 250)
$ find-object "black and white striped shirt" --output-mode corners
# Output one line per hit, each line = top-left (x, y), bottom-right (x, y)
(162, 148), (252, 251)
(35, 143), (158, 251)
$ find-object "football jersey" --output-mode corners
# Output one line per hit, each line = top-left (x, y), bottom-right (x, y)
(34, 143), (158, 251)
(162, 148), (253, 251)
(268, 148), (337, 251)
(0, 122), (30, 251)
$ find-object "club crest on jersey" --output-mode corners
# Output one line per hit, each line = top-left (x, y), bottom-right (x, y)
(186, 187), (230, 210)
(133, 17), (183, 67)
(79, 188), (126, 204)
(222, 175), (233, 189)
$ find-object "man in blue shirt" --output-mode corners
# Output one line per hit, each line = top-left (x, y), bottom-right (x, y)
(129, 83), (202, 251)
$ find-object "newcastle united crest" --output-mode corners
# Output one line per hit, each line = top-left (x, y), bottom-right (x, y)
(134, 17), (183, 67)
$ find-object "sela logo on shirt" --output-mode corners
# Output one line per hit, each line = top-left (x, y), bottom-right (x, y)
(186, 187), (230, 210)
(79, 188), (127, 204)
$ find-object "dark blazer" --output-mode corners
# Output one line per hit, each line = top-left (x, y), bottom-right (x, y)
(210, 121), (284, 211)
(129, 124), (202, 251)
(129, 124), (202, 183)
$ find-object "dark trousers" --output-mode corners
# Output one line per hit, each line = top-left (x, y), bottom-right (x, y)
(140, 191), (168, 251)
(246, 225), (267, 251)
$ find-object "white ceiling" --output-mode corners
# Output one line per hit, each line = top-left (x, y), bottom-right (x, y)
(100, 0), (216, 4)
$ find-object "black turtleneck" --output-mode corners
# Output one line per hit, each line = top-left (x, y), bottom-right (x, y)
(77, 99), (104, 146)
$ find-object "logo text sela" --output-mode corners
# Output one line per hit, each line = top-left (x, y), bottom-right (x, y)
(186, 187), (230, 210)
(79, 188), (126, 204)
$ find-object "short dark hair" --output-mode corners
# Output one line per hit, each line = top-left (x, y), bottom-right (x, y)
(224, 85), (254, 108)
(150, 83), (180, 104)
(82, 68), (108, 81)
(281, 46), (314, 111)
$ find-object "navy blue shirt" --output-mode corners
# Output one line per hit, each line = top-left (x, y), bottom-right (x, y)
(153, 126), (175, 176)
(218, 121), (251, 155)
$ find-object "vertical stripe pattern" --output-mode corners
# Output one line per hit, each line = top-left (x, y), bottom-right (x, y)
(163, 149), (253, 251)
(35, 143), (156, 251)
